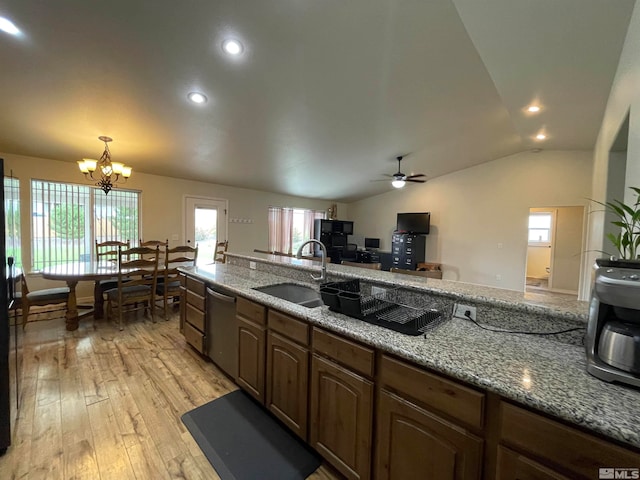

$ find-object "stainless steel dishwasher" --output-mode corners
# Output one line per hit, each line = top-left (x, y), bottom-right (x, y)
(206, 287), (238, 379)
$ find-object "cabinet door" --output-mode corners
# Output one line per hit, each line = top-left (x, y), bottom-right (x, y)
(236, 316), (266, 403)
(310, 354), (373, 480)
(266, 331), (309, 439)
(497, 446), (571, 480)
(376, 389), (482, 480)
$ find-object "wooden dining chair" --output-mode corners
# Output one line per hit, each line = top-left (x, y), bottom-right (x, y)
(139, 239), (168, 259)
(105, 245), (160, 330)
(157, 244), (198, 319)
(18, 274), (70, 329)
(214, 240), (228, 263)
(94, 240), (130, 317)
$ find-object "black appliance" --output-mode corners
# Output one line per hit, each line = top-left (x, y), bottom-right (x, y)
(313, 219), (355, 264)
(364, 237), (380, 249)
(586, 261), (640, 388)
(392, 233), (426, 270)
(1, 159), (11, 454)
(396, 212), (430, 234)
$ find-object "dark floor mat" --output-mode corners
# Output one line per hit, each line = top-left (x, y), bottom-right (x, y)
(181, 389), (321, 480)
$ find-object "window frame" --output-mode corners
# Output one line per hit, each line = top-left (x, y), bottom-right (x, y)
(30, 178), (141, 271)
(528, 211), (553, 247)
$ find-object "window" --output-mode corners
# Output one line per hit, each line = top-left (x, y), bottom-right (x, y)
(4, 176), (21, 268)
(528, 212), (552, 245)
(31, 180), (140, 270)
(268, 206), (326, 255)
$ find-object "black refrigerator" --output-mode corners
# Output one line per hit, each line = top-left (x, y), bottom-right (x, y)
(0, 158), (10, 454)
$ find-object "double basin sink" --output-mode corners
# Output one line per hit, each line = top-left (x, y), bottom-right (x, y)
(253, 283), (324, 308)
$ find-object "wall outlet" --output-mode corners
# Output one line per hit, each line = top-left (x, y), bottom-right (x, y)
(453, 303), (477, 321)
(249, 261), (256, 270)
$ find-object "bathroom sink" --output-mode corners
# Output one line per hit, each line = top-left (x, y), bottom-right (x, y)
(253, 283), (324, 308)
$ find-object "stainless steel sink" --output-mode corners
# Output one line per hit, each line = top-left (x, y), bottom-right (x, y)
(253, 283), (324, 308)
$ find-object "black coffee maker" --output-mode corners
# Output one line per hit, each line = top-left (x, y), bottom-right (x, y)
(586, 260), (640, 388)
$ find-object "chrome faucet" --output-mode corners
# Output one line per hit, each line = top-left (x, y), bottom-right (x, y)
(296, 239), (327, 282)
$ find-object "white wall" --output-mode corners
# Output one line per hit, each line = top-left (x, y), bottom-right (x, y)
(2, 152), (346, 295)
(348, 150), (592, 291)
(584, 2), (640, 299)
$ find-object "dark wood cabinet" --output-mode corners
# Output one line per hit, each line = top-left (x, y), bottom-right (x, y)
(310, 352), (374, 480)
(236, 297), (266, 403)
(497, 401), (640, 479)
(376, 389), (483, 480)
(496, 446), (571, 480)
(181, 275), (206, 354)
(266, 331), (309, 439)
(266, 310), (310, 439)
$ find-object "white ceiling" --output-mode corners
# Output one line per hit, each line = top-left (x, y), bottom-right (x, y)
(0, 0), (634, 202)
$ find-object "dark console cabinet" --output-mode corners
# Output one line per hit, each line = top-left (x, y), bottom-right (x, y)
(391, 233), (426, 270)
(313, 219), (354, 264)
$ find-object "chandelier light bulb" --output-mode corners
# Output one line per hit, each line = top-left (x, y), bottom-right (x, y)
(392, 179), (406, 189)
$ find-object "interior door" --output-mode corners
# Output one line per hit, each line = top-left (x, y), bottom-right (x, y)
(185, 196), (227, 265)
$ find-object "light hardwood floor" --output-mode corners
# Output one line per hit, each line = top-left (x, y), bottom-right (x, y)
(0, 311), (339, 480)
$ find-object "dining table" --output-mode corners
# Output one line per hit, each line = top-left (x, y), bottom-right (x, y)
(41, 261), (121, 331)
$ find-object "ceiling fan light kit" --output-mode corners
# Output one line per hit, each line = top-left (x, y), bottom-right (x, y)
(387, 155), (426, 189)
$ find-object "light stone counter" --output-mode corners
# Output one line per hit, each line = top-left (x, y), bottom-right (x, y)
(180, 258), (640, 450)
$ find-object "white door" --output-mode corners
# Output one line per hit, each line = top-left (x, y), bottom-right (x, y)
(185, 196), (228, 265)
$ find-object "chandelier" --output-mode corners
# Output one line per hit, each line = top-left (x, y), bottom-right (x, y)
(77, 136), (132, 194)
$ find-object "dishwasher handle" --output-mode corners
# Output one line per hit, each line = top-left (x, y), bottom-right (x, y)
(207, 288), (236, 304)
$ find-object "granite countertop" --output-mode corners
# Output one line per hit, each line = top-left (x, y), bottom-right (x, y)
(230, 251), (590, 322)
(180, 261), (640, 450)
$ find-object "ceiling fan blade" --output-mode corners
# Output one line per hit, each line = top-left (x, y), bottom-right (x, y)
(406, 178), (426, 183)
(406, 173), (426, 180)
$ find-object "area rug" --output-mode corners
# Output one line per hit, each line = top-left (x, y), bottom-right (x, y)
(181, 389), (321, 480)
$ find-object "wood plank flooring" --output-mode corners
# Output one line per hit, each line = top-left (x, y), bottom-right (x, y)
(0, 312), (340, 479)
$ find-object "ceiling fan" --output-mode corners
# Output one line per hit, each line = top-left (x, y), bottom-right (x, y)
(377, 155), (427, 189)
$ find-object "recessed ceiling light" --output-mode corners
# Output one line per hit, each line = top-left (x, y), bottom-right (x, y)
(0, 16), (20, 35)
(536, 133), (546, 140)
(527, 105), (541, 113)
(222, 39), (243, 55)
(188, 92), (207, 104)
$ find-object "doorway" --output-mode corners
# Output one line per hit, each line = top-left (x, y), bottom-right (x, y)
(185, 196), (228, 265)
(525, 206), (585, 296)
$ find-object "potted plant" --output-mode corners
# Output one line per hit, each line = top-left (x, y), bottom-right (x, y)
(591, 186), (640, 264)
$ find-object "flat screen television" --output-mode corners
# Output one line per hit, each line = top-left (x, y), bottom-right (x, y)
(396, 212), (430, 234)
(364, 238), (380, 249)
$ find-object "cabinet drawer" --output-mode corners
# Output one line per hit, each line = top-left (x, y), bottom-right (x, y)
(500, 402), (640, 478)
(184, 320), (205, 354)
(237, 296), (266, 325)
(179, 273), (186, 287)
(185, 303), (205, 331)
(186, 276), (205, 296)
(268, 310), (309, 345)
(186, 289), (205, 311)
(312, 327), (374, 378)
(379, 355), (485, 430)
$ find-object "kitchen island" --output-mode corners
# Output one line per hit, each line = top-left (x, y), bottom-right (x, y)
(179, 252), (640, 479)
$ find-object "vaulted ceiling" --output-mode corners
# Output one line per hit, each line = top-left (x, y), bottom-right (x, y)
(0, 0), (634, 202)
